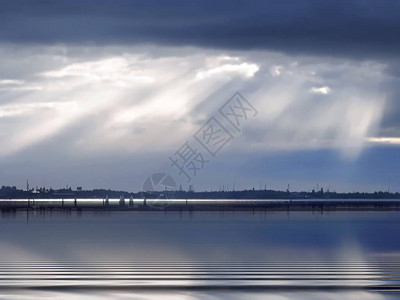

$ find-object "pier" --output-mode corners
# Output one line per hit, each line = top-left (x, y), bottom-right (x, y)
(1, 198), (400, 211)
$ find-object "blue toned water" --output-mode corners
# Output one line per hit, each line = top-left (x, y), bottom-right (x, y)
(0, 209), (399, 299)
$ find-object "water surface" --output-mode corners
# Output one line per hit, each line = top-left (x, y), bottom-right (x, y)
(0, 209), (399, 299)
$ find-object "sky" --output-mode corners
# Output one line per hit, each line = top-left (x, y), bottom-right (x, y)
(0, 0), (400, 192)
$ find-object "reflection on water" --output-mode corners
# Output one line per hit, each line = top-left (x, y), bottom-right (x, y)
(0, 210), (399, 299)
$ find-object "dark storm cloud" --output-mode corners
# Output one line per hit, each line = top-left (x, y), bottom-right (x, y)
(1, 0), (400, 59)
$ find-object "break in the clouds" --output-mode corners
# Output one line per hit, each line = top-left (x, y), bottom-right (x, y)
(0, 0), (399, 192)
(310, 86), (331, 95)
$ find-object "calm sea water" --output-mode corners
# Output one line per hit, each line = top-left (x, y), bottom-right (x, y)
(0, 208), (399, 299)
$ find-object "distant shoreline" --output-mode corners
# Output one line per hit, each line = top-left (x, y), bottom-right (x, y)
(0, 186), (399, 200)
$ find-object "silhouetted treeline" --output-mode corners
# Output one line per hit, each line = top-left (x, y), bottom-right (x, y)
(0, 185), (399, 199)
(169, 189), (400, 200)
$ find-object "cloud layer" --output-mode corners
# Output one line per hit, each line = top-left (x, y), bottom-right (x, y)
(0, 1), (399, 191)
(1, 0), (400, 60)
(0, 44), (392, 190)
